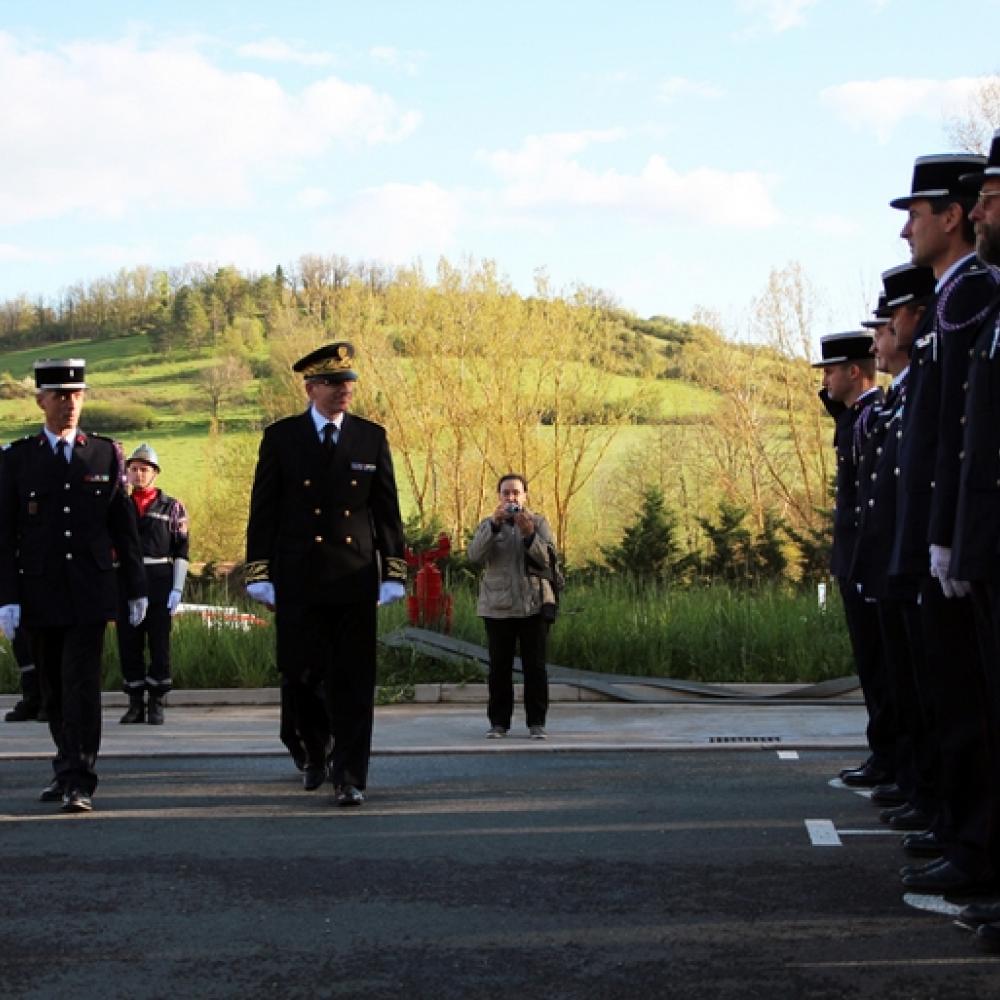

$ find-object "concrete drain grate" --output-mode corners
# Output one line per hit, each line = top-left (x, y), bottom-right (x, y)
(707, 735), (782, 744)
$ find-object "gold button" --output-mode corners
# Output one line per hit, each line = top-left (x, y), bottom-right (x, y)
(314, 508), (322, 515)
(959, 451), (965, 460)
(868, 499), (874, 507)
(351, 479), (358, 486)
(894, 467), (900, 476)
(876, 447), (882, 455)
(960, 415), (966, 425)
(64, 483), (70, 490)
(343, 510), (350, 517)
(65, 552), (73, 560)
(304, 479), (312, 487)
(963, 382), (968, 390)
(64, 530), (71, 537)
(870, 472), (877, 480)
(63, 506), (70, 513)
(314, 535), (323, 543)
(345, 536), (353, 544)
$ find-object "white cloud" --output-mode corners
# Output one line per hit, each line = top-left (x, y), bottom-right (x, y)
(369, 45), (424, 76)
(296, 187), (333, 209)
(657, 77), (725, 102)
(738, 0), (818, 32)
(810, 213), (862, 237)
(320, 183), (463, 261)
(820, 75), (986, 142)
(0, 32), (420, 225)
(479, 132), (779, 228)
(237, 38), (334, 66)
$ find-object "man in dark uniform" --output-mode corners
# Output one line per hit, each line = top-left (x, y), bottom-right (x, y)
(0, 359), (147, 812)
(886, 154), (1000, 894)
(813, 331), (892, 789)
(116, 443), (190, 726)
(851, 264), (940, 839)
(245, 341), (406, 806)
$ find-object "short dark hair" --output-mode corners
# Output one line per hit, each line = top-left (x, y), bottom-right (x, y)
(497, 473), (527, 493)
(928, 195), (977, 244)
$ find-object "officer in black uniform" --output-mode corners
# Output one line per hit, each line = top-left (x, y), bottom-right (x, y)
(886, 154), (1000, 895)
(245, 341), (406, 806)
(0, 359), (147, 812)
(116, 443), (190, 726)
(813, 331), (892, 789)
(851, 264), (940, 839)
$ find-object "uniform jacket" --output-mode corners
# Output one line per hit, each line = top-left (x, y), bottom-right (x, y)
(849, 377), (906, 597)
(0, 430), (146, 627)
(890, 258), (999, 577)
(952, 293), (1000, 582)
(245, 409), (406, 613)
(131, 488), (190, 601)
(821, 385), (883, 579)
(468, 513), (557, 619)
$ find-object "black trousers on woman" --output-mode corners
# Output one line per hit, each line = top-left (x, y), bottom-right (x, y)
(483, 614), (549, 729)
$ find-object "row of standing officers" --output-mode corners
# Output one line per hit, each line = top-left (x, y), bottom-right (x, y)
(819, 134), (1000, 949)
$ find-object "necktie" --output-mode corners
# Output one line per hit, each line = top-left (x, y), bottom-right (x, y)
(323, 423), (337, 451)
(55, 439), (69, 463)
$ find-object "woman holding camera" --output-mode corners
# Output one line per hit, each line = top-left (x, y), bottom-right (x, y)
(467, 473), (559, 740)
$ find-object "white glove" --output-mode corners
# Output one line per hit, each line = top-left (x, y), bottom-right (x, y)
(246, 581), (276, 608)
(0, 604), (21, 641)
(167, 589), (183, 615)
(378, 581), (406, 606)
(929, 544), (970, 599)
(128, 597), (148, 627)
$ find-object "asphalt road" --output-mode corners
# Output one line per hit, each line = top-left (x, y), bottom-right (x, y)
(2, 749), (998, 1000)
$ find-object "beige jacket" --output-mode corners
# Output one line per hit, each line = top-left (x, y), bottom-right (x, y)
(467, 513), (557, 619)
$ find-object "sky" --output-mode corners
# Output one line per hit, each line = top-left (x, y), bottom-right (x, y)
(1, 0), (998, 342)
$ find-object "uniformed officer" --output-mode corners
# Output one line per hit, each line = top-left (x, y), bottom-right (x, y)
(116, 443), (190, 726)
(813, 331), (893, 789)
(887, 154), (1000, 895)
(0, 359), (147, 812)
(851, 264), (940, 839)
(245, 341), (406, 806)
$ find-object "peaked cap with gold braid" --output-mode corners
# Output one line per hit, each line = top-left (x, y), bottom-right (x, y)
(293, 341), (359, 382)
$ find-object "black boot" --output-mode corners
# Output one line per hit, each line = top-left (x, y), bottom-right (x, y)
(119, 692), (145, 724)
(147, 693), (165, 726)
(5, 699), (40, 722)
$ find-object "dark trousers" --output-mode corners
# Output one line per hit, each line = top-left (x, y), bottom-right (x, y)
(971, 580), (1000, 869)
(483, 615), (549, 729)
(117, 566), (173, 695)
(916, 577), (995, 876)
(837, 578), (896, 773)
(33, 623), (106, 795)
(276, 601), (376, 790)
(12, 626), (39, 703)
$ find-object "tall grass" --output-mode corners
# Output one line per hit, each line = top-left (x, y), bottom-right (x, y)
(0, 578), (851, 693)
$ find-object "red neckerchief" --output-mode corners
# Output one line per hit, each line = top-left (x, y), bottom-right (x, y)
(132, 486), (159, 518)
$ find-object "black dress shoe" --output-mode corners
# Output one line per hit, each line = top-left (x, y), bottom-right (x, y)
(334, 784), (364, 807)
(901, 859), (982, 893)
(61, 790), (93, 813)
(39, 779), (65, 803)
(839, 758), (873, 780)
(841, 762), (893, 787)
(888, 807), (932, 831)
(902, 830), (944, 857)
(879, 802), (913, 824)
(870, 783), (908, 806)
(5, 699), (40, 722)
(954, 901), (1000, 930)
(303, 765), (327, 791)
(976, 922), (1000, 952)
(900, 858), (947, 879)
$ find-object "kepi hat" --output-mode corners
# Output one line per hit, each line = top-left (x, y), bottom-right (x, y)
(959, 129), (1000, 190)
(881, 263), (936, 309)
(293, 342), (358, 383)
(34, 358), (87, 391)
(811, 331), (875, 367)
(861, 293), (890, 329)
(889, 153), (986, 210)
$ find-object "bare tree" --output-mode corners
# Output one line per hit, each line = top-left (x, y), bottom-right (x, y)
(945, 73), (1000, 153)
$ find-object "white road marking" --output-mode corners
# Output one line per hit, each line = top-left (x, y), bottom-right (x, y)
(903, 893), (964, 917)
(776, 750), (799, 760)
(837, 828), (900, 836)
(805, 819), (842, 846)
(828, 777), (873, 799)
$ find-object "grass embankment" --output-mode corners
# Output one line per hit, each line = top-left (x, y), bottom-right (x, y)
(0, 580), (851, 701)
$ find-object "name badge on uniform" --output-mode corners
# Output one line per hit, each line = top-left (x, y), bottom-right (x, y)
(351, 462), (376, 472)
(83, 473), (111, 483)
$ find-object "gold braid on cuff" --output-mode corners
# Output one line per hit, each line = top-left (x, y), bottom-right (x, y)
(385, 556), (407, 583)
(244, 560), (271, 584)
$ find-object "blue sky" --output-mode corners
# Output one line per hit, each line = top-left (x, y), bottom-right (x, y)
(1, 0), (998, 342)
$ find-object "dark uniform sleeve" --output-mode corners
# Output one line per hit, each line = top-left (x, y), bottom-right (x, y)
(245, 426), (281, 584)
(928, 268), (1000, 548)
(370, 429), (406, 585)
(107, 438), (147, 601)
(0, 445), (16, 606)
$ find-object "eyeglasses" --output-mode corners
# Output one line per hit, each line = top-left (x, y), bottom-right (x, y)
(976, 189), (1000, 207)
